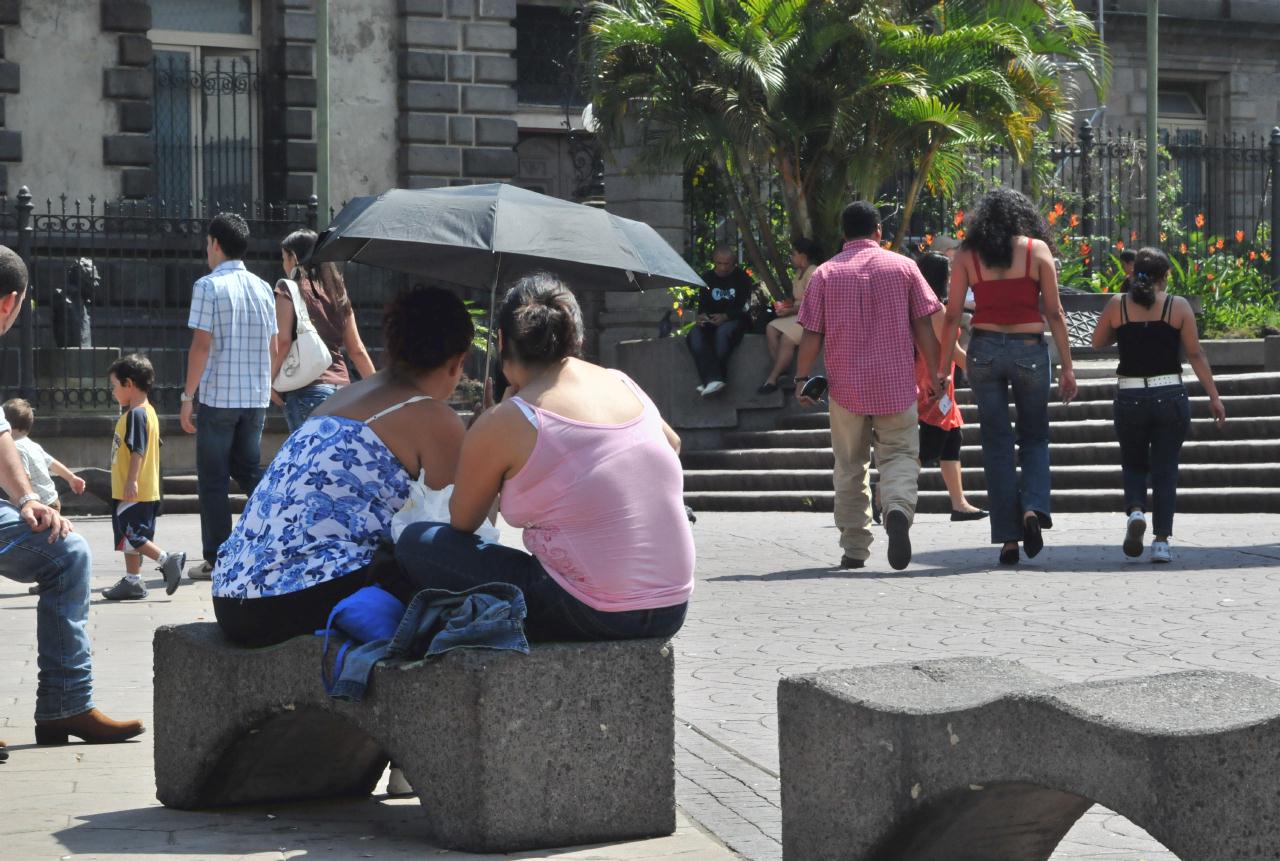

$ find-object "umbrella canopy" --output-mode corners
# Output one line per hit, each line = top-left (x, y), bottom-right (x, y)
(310, 183), (704, 292)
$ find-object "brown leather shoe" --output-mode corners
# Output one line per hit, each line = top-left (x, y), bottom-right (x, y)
(35, 709), (145, 745)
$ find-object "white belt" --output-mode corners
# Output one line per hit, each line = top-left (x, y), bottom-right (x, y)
(1117, 374), (1181, 389)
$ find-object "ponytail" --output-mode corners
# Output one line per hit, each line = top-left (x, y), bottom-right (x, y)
(281, 229), (352, 324)
(1129, 247), (1170, 310)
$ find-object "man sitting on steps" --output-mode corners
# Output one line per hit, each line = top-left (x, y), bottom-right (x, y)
(0, 245), (144, 759)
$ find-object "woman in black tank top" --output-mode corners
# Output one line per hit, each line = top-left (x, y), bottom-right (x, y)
(1091, 247), (1226, 563)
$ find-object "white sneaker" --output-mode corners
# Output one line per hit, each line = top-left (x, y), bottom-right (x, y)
(695, 384), (705, 395)
(1150, 540), (1172, 564)
(1123, 511), (1146, 558)
(701, 380), (727, 397)
(386, 766), (414, 797)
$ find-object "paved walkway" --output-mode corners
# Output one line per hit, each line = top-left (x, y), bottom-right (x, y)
(3, 510), (1279, 859)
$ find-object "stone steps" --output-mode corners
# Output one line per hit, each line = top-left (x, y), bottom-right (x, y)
(683, 487), (1280, 514)
(683, 463), (1280, 493)
(683, 372), (1280, 513)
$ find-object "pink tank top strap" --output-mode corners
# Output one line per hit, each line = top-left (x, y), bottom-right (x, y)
(1024, 236), (1035, 276)
(972, 250), (985, 283)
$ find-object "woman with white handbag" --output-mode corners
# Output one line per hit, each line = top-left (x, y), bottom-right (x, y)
(271, 229), (376, 432)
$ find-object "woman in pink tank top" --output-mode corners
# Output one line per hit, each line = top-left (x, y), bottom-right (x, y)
(393, 274), (694, 641)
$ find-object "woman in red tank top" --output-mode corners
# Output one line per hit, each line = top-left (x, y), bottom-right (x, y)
(937, 189), (1077, 566)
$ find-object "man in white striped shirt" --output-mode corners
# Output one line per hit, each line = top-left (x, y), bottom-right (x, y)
(180, 213), (278, 580)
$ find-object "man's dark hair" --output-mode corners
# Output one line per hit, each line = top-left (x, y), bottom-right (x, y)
(2, 398), (34, 434)
(841, 202), (881, 240)
(1119, 248), (1137, 264)
(109, 353), (156, 393)
(207, 213), (250, 259)
(0, 245), (29, 298)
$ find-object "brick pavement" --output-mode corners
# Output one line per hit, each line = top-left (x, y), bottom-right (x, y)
(674, 509), (1280, 860)
(0, 515), (737, 861)
(3, 510), (1278, 859)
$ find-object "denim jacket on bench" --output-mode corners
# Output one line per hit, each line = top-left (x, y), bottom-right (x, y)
(327, 582), (528, 702)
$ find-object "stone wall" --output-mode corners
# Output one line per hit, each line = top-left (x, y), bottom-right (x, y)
(329, 0), (398, 206)
(7, 0), (120, 197)
(396, 0), (518, 187)
(101, 0), (154, 199)
(1073, 3), (1280, 136)
(261, 0), (318, 202)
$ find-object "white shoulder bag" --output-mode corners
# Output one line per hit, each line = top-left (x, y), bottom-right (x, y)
(273, 278), (334, 392)
(391, 470), (502, 544)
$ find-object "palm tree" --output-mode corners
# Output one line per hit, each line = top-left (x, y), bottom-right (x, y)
(585, 0), (1108, 277)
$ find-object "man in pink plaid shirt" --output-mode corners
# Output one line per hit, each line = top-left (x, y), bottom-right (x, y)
(795, 202), (947, 570)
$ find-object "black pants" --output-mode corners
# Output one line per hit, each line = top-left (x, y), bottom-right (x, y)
(686, 319), (747, 385)
(213, 545), (418, 648)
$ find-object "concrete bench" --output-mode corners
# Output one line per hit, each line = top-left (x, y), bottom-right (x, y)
(154, 623), (676, 853)
(779, 657), (1280, 860)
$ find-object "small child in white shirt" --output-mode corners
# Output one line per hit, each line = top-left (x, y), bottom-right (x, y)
(2, 398), (85, 510)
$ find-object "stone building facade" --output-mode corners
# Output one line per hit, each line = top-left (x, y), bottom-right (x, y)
(1075, 2), (1280, 139)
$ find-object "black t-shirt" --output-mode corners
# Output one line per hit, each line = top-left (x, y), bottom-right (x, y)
(696, 268), (753, 319)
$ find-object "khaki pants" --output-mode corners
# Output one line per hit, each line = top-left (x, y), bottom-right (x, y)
(829, 401), (920, 561)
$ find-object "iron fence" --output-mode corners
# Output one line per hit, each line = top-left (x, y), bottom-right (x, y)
(0, 190), (411, 413)
(690, 124), (1280, 286)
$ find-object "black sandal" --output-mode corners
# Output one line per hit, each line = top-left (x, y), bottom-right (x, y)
(999, 543), (1020, 566)
(1022, 513), (1044, 558)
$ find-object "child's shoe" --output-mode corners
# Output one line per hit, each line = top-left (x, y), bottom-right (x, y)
(158, 551), (187, 595)
(103, 577), (147, 601)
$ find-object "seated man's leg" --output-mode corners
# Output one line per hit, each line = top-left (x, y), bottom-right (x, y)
(713, 318), (746, 381)
(0, 508), (93, 720)
(686, 324), (718, 386)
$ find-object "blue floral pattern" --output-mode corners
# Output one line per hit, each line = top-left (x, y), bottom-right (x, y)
(213, 415), (412, 599)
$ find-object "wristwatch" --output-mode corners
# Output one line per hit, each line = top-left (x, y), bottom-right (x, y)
(13, 492), (40, 509)
(180, 390), (195, 403)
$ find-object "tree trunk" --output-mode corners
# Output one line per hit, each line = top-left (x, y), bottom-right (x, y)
(891, 135), (945, 253)
(736, 149), (788, 298)
(713, 152), (780, 299)
(778, 152), (813, 241)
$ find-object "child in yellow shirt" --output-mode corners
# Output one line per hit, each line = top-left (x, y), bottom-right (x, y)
(103, 354), (186, 601)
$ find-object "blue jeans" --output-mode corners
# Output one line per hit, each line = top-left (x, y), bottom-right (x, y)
(283, 383), (338, 433)
(966, 333), (1052, 544)
(0, 506), (95, 720)
(394, 523), (688, 642)
(686, 319), (747, 385)
(196, 405), (266, 565)
(1114, 384), (1190, 538)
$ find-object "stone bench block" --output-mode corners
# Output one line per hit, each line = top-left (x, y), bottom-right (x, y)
(155, 623), (676, 852)
(779, 657), (1280, 860)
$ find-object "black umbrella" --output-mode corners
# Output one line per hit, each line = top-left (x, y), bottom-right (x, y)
(310, 183), (704, 379)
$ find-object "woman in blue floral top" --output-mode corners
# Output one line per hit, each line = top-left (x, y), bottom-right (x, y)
(212, 286), (474, 647)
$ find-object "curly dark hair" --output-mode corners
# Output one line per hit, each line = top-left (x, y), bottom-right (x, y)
(961, 188), (1051, 270)
(208, 212), (250, 259)
(498, 273), (584, 366)
(109, 353), (156, 393)
(383, 285), (474, 372)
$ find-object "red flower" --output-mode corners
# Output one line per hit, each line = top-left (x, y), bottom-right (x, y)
(1179, 242), (1188, 254)
(1216, 238), (1225, 250)
(1236, 230), (1246, 243)
(956, 228), (966, 240)
(1115, 240), (1125, 250)
(1079, 243), (1091, 256)
(954, 210), (965, 227)
(1250, 251), (1258, 261)
(1207, 273), (1215, 281)
(1069, 214), (1080, 228)
(925, 233), (934, 245)
(1053, 202), (1065, 216)
(1159, 232), (1167, 243)
(1195, 213), (1206, 229)
(1130, 229), (1138, 242)
(1047, 210), (1059, 225)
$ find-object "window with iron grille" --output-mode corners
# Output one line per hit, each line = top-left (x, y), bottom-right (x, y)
(515, 4), (586, 107)
(149, 0), (261, 210)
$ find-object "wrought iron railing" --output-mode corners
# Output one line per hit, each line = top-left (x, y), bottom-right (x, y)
(152, 52), (262, 210)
